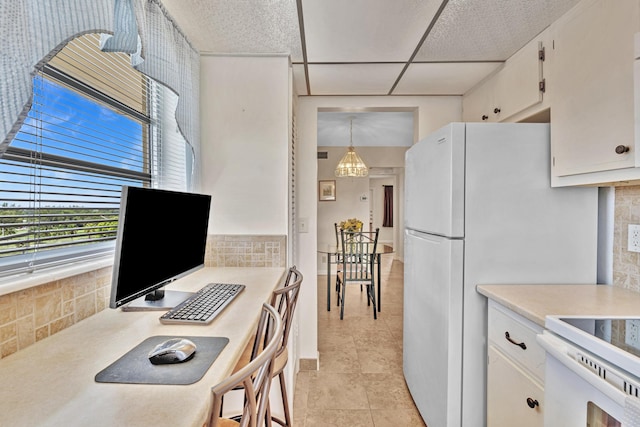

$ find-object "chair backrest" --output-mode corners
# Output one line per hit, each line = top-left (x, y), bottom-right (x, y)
(269, 266), (303, 358)
(206, 303), (283, 427)
(339, 228), (379, 281)
(245, 266), (303, 364)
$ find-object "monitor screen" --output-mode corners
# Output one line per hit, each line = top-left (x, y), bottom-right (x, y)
(109, 186), (212, 309)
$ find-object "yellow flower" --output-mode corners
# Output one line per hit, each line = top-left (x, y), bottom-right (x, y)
(339, 218), (363, 232)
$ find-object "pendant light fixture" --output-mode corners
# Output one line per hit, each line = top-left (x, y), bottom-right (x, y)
(335, 118), (368, 177)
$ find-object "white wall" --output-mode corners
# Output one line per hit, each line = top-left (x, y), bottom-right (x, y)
(200, 55), (290, 235)
(296, 96), (462, 361)
(317, 147), (371, 244)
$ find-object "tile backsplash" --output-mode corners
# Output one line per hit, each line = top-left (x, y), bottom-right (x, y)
(613, 185), (640, 291)
(0, 234), (286, 359)
(0, 267), (112, 359)
(205, 235), (286, 268)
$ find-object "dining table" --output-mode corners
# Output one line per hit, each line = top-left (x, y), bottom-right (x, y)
(317, 243), (394, 313)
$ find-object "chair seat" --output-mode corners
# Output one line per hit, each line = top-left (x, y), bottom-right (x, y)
(337, 271), (372, 282)
(218, 419), (239, 427)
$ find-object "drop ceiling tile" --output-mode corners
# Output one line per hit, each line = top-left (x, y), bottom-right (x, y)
(414, 0), (580, 61)
(393, 62), (503, 95)
(318, 112), (414, 147)
(161, 0), (303, 61)
(301, 0), (442, 62)
(308, 63), (405, 95)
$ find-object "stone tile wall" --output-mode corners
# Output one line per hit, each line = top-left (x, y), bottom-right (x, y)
(613, 185), (640, 291)
(0, 267), (112, 359)
(0, 235), (286, 359)
(205, 235), (286, 268)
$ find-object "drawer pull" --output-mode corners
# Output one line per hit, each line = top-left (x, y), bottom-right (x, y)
(526, 397), (539, 409)
(615, 145), (630, 154)
(504, 331), (527, 350)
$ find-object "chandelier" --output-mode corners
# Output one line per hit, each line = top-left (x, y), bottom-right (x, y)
(335, 118), (368, 177)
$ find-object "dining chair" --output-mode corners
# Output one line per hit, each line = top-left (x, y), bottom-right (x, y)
(228, 266), (303, 427)
(205, 302), (283, 427)
(337, 228), (379, 319)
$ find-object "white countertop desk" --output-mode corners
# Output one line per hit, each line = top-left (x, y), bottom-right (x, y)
(0, 267), (285, 427)
(477, 283), (640, 326)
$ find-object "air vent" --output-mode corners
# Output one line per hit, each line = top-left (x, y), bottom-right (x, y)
(317, 151), (328, 159)
(578, 353), (607, 379)
(369, 167), (394, 175)
(576, 351), (640, 396)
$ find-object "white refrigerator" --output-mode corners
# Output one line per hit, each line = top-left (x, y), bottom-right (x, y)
(403, 122), (598, 427)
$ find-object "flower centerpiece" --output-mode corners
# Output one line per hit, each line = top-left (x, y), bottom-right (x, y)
(339, 218), (363, 232)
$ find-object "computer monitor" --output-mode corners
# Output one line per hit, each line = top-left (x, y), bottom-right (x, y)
(109, 186), (212, 310)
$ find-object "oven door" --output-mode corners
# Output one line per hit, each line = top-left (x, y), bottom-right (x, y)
(538, 331), (632, 427)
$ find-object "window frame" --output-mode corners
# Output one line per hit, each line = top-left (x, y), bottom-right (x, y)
(0, 37), (157, 280)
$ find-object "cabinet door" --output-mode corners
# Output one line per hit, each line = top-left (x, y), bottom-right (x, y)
(463, 29), (548, 124)
(462, 75), (496, 122)
(493, 38), (543, 121)
(487, 345), (544, 427)
(551, 0), (639, 176)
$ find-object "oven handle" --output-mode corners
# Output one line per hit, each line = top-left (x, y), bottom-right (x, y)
(537, 332), (627, 407)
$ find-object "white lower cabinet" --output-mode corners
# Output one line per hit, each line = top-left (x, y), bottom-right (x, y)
(488, 346), (544, 427)
(487, 301), (544, 427)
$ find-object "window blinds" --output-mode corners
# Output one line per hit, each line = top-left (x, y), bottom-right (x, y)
(0, 33), (188, 276)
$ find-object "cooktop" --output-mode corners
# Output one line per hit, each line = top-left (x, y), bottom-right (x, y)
(545, 316), (640, 378)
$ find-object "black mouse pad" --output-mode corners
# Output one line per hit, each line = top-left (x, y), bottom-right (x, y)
(95, 336), (229, 385)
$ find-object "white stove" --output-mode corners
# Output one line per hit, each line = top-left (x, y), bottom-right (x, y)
(538, 316), (640, 426)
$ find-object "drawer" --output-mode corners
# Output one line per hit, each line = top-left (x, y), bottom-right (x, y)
(488, 301), (545, 381)
(487, 345), (544, 427)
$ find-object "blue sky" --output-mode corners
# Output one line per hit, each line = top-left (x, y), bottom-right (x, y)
(1, 77), (145, 208)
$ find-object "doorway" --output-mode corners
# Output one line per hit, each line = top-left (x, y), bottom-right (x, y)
(316, 110), (413, 271)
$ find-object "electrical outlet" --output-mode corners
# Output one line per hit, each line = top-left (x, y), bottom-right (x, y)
(628, 224), (640, 252)
(626, 320), (640, 350)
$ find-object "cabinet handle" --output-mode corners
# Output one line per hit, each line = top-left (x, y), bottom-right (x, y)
(526, 397), (539, 409)
(504, 331), (527, 350)
(615, 145), (630, 154)
(481, 115), (488, 121)
(493, 107), (501, 114)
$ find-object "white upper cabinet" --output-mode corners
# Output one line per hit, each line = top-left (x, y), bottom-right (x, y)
(463, 30), (548, 123)
(492, 37), (546, 121)
(551, 0), (640, 185)
(463, 74), (498, 123)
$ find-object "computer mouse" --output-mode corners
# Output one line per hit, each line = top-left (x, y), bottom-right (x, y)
(148, 338), (197, 365)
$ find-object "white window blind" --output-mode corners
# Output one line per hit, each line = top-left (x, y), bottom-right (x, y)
(0, 33), (189, 277)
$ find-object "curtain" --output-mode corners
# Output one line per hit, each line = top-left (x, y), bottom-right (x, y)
(0, 0), (201, 188)
(383, 185), (393, 227)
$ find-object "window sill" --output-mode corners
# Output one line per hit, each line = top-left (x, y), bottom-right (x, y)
(0, 256), (114, 297)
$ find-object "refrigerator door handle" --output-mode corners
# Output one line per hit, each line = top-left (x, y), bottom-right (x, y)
(406, 228), (457, 241)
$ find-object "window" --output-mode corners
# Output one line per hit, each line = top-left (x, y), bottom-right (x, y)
(0, 33), (189, 277)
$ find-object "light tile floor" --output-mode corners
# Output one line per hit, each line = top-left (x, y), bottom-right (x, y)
(292, 256), (427, 427)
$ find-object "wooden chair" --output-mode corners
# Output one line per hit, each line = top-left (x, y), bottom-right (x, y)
(337, 228), (379, 320)
(205, 302), (283, 427)
(228, 266), (303, 427)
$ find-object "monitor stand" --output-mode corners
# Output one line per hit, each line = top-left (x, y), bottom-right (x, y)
(121, 290), (194, 311)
